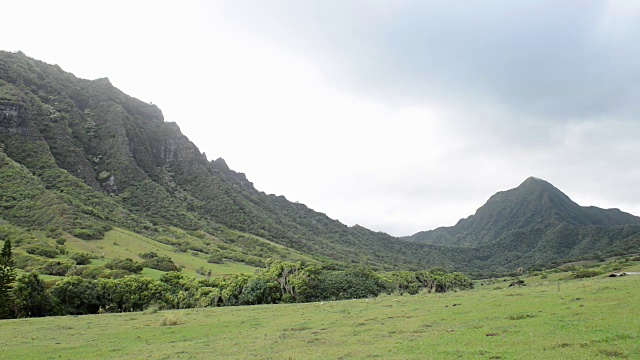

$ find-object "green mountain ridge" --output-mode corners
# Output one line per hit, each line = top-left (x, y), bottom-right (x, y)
(0, 50), (429, 271)
(404, 177), (640, 275)
(1, 50), (639, 276)
(405, 177), (640, 247)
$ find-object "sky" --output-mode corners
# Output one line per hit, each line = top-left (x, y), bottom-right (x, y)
(3, 1), (640, 236)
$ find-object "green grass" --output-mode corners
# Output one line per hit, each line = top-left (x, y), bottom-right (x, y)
(2, 272), (638, 359)
(64, 228), (258, 277)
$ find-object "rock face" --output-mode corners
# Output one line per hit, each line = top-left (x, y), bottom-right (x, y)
(209, 157), (255, 192)
(0, 102), (34, 137)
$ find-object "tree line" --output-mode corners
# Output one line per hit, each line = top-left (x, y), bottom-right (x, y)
(0, 240), (472, 318)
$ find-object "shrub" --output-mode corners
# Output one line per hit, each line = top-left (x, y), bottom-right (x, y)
(40, 260), (74, 276)
(105, 258), (143, 274)
(70, 252), (92, 265)
(55, 237), (66, 246)
(99, 269), (131, 279)
(142, 256), (178, 272)
(159, 313), (183, 326)
(571, 268), (602, 279)
(143, 305), (159, 315)
(207, 253), (223, 264)
(68, 265), (101, 279)
(139, 251), (158, 260)
(13, 253), (49, 271)
(541, 272), (548, 280)
(24, 243), (59, 258)
(72, 229), (96, 240)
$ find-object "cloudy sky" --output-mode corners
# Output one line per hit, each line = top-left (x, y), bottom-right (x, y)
(3, 1), (640, 236)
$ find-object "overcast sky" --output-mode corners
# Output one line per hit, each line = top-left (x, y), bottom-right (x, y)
(3, 1), (640, 236)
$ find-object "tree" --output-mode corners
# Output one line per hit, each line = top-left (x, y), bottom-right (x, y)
(0, 240), (17, 318)
(49, 276), (100, 315)
(13, 271), (52, 317)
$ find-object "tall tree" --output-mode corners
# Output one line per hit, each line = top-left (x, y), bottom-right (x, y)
(13, 271), (52, 318)
(0, 239), (17, 318)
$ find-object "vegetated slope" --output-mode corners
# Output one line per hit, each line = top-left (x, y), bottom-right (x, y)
(408, 177), (640, 247)
(2, 51), (639, 276)
(0, 50), (434, 271)
(407, 177), (640, 275)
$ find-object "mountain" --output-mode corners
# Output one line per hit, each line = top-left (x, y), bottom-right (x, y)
(407, 177), (640, 246)
(0, 50), (435, 271)
(2, 50), (639, 278)
(406, 177), (640, 275)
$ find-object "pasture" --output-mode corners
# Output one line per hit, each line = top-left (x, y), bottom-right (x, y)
(1, 271), (638, 359)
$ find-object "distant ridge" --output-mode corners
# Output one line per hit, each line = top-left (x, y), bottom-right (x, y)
(406, 177), (640, 247)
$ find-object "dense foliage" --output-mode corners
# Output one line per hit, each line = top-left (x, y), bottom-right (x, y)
(3, 260), (472, 318)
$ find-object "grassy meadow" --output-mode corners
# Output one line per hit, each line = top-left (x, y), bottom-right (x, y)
(64, 228), (259, 278)
(1, 270), (639, 359)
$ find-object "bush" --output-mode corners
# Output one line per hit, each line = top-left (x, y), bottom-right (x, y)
(142, 256), (178, 272)
(72, 229), (96, 240)
(105, 258), (143, 274)
(39, 260), (74, 276)
(70, 252), (92, 265)
(571, 268), (602, 279)
(13, 253), (49, 271)
(99, 269), (131, 279)
(174, 244), (188, 253)
(25, 243), (59, 258)
(139, 251), (158, 260)
(143, 305), (159, 315)
(67, 265), (106, 279)
(55, 237), (66, 246)
(207, 253), (223, 264)
(159, 313), (183, 326)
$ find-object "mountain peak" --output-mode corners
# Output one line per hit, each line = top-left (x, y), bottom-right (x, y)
(519, 176), (553, 188)
(406, 177), (640, 247)
(522, 176), (544, 183)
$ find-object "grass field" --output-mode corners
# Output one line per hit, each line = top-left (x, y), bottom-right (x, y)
(1, 271), (638, 359)
(64, 228), (259, 277)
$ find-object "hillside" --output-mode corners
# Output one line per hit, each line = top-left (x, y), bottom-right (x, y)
(0, 50), (433, 272)
(407, 177), (640, 274)
(2, 51), (640, 277)
(407, 177), (640, 247)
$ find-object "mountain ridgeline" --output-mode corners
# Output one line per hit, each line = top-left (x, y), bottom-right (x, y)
(404, 177), (640, 274)
(1, 51), (640, 276)
(407, 177), (640, 246)
(0, 50), (428, 271)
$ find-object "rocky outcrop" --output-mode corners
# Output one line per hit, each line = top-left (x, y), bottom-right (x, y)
(209, 157), (255, 192)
